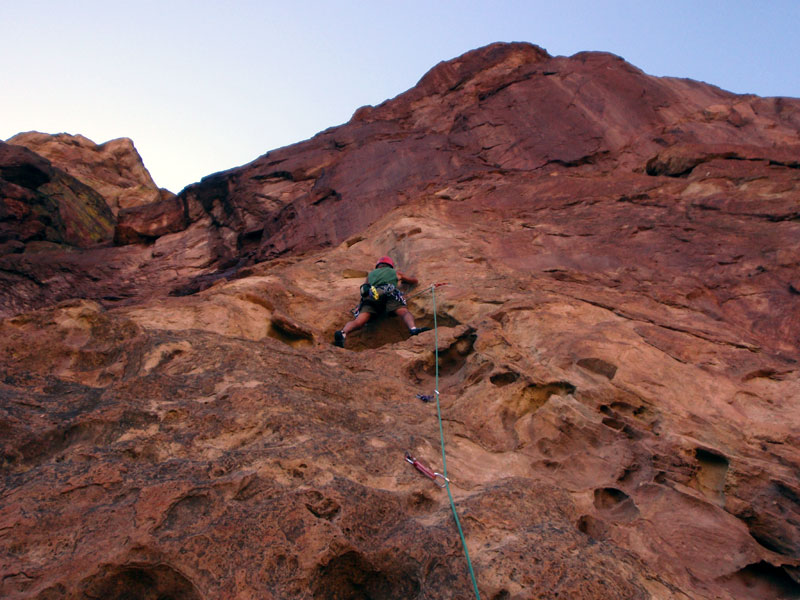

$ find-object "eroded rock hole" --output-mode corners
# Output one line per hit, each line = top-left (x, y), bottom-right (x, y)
(337, 315), (413, 352)
(341, 306), (460, 352)
(465, 360), (493, 385)
(506, 381), (575, 419)
(621, 423), (643, 440)
(593, 487), (640, 523)
(601, 402), (647, 418)
(577, 357), (618, 380)
(311, 551), (420, 600)
(437, 333), (476, 377)
(749, 528), (796, 556)
(692, 448), (729, 503)
(238, 228), (264, 253)
(490, 371), (519, 386)
(268, 322), (314, 348)
(79, 564), (201, 600)
(741, 480), (800, 556)
(577, 514), (609, 540)
(617, 463), (641, 485)
(408, 330), (477, 382)
(594, 487), (628, 508)
(602, 416), (625, 431)
(717, 561), (800, 600)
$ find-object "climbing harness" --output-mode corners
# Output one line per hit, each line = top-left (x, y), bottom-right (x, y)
(360, 282), (398, 305)
(403, 283), (482, 599)
(404, 451), (449, 487)
(351, 283), (408, 317)
(350, 282), (446, 317)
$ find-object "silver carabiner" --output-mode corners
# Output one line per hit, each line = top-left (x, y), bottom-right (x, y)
(432, 472), (449, 488)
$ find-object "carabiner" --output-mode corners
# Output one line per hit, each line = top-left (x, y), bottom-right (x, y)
(404, 452), (449, 488)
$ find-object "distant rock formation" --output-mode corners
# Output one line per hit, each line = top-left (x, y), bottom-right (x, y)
(1, 42), (799, 600)
(0, 141), (115, 251)
(7, 131), (174, 214)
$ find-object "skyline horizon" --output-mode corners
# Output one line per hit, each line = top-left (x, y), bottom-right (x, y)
(3, 2), (798, 193)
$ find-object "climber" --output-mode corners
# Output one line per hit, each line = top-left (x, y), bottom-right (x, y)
(333, 256), (430, 347)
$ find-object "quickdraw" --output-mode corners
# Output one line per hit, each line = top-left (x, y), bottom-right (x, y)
(404, 451), (449, 488)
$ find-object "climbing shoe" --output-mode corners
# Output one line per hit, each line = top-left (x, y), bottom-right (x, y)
(410, 327), (432, 336)
(334, 330), (346, 347)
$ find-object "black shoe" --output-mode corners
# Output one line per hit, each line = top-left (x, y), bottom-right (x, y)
(334, 330), (345, 347)
(410, 327), (431, 336)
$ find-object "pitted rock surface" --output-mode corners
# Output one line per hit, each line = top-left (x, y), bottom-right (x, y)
(1, 42), (800, 600)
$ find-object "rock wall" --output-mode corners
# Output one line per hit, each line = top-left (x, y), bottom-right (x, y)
(1, 42), (799, 600)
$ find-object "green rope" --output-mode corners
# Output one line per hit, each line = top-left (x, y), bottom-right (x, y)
(431, 285), (482, 599)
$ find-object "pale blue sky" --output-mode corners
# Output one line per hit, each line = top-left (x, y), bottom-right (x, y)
(2, 1), (798, 193)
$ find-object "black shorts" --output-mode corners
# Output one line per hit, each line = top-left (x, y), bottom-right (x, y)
(360, 294), (406, 315)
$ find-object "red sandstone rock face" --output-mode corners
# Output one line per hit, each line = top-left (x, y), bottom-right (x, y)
(0, 142), (225, 316)
(114, 196), (189, 245)
(1, 43), (800, 600)
(0, 141), (115, 252)
(6, 132), (174, 214)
